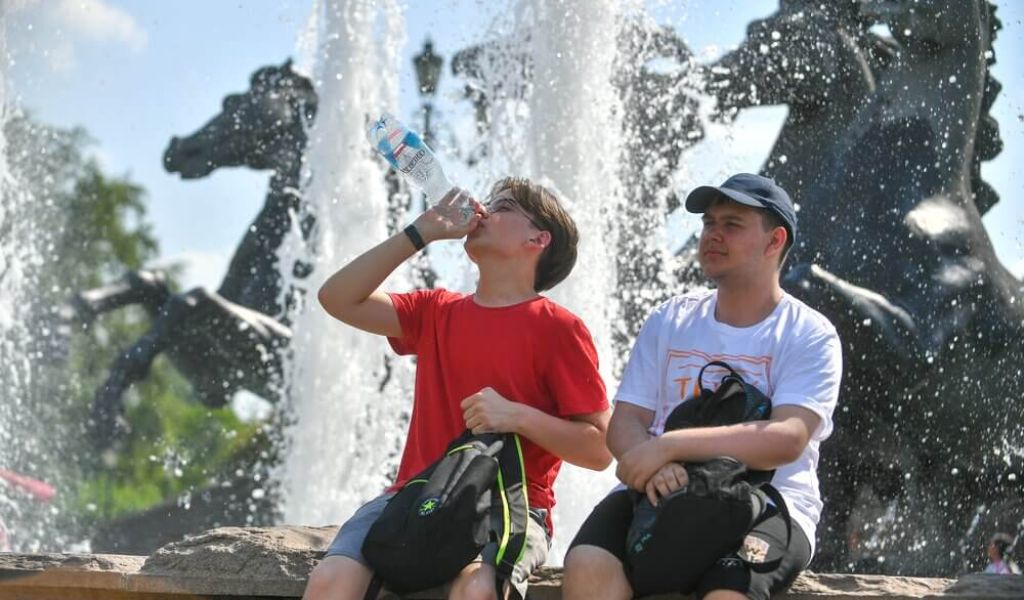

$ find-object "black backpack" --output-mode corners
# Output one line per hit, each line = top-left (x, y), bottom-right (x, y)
(625, 361), (792, 597)
(361, 431), (529, 598)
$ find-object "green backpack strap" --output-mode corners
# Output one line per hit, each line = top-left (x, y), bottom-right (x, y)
(493, 433), (530, 583)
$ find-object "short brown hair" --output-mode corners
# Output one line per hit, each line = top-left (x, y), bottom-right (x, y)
(488, 177), (579, 292)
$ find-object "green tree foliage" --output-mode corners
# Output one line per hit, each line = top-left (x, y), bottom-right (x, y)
(1, 113), (272, 551)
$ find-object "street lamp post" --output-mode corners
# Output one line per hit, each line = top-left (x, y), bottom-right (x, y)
(411, 40), (443, 290)
(413, 39), (443, 146)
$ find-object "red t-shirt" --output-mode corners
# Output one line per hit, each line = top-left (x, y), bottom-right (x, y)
(386, 289), (608, 530)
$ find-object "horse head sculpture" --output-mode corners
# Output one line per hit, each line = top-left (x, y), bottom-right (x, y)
(164, 60), (316, 179)
(71, 61), (318, 445)
(707, 0), (887, 218)
(165, 59), (317, 317)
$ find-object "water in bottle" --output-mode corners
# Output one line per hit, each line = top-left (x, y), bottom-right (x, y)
(368, 114), (469, 218)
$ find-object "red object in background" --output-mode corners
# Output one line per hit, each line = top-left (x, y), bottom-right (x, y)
(0, 469), (56, 503)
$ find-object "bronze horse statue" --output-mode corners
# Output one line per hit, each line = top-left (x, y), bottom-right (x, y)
(70, 61), (317, 443)
(708, 0), (1021, 575)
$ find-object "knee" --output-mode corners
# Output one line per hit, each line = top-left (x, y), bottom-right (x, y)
(449, 564), (498, 600)
(563, 546), (630, 599)
(563, 545), (606, 581)
(303, 557), (370, 600)
(302, 565), (333, 600)
(303, 561), (340, 600)
(703, 591), (749, 600)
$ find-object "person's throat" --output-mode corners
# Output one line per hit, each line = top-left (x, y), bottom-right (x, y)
(714, 281), (783, 327)
(475, 269), (539, 307)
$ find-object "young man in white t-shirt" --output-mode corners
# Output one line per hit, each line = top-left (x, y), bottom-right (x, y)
(563, 173), (842, 600)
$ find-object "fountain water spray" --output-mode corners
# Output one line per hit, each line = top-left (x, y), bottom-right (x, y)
(0, 6), (66, 552)
(276, 0), (687, 566)
(500, 0), (628, 564)
(276, 0), (413, 527)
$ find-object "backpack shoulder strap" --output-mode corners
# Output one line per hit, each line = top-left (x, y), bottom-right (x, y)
(493, 433), (530, 583)
(745, 483), (793, 574)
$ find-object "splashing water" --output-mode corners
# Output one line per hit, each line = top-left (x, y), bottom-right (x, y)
(276, 0), (414, 527)
(500, 0), (628, 564)
(0, 6), (65, 552)
(0, 5), (36, 552)
(0, 4), (17, 551)
(275, 0), (692, 566)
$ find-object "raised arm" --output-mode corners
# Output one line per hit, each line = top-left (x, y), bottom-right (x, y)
(317, 189), (483, 336)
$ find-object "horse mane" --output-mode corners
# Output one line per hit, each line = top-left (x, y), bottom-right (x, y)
(250, 60), (318, 121)
(971, 0), (1003, 215)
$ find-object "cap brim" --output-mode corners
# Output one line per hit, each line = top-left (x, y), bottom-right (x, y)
(685, 186), (765, 213)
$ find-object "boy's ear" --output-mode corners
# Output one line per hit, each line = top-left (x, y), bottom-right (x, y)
(766, 226), (787, 256)
(530, 230), (552, 249)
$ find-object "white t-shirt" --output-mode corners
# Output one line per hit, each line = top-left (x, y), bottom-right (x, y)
(615, 289), (842, 555)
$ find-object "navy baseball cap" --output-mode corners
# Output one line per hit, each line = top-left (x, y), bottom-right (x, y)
(685, 173), (797, 244)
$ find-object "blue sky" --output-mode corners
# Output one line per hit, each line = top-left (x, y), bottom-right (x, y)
(6, 0), (1023, 289)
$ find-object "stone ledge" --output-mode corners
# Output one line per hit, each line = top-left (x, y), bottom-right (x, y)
(1, 526), (1021, 599)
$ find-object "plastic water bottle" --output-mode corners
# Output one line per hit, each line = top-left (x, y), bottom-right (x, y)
(367, 113), (458, 206)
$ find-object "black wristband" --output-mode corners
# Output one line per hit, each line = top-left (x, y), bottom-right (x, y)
(404, 224), (426, 251)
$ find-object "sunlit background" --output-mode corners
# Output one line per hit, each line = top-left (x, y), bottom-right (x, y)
(1, 0), (1021, 577)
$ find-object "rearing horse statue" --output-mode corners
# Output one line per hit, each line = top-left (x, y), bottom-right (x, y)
(70, 61), (317, 443)
(709, 0), (1021, 575)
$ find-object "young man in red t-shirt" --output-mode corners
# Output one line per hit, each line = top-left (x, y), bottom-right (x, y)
(303, 177), (612, 600)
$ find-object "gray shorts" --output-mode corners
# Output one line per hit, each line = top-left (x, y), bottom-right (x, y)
(324, 492), (550, 599)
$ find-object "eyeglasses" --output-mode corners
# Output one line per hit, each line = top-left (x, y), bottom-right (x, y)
(483, 197), (544, 230)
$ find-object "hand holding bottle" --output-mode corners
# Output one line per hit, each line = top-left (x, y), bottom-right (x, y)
(412, 188), (486, 244)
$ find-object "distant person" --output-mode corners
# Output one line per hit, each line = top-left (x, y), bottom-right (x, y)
(303, 179), (612, 600)
(846, 528), (883, 575)
(984, 533), (1021, 575)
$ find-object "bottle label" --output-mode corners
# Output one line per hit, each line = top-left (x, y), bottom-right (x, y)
(391, 132), (435, 184)
(368, 114), (453, 204)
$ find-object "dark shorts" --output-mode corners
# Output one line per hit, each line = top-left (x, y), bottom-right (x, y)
(325, 492), (550, 600)
(569, 489), (811, 600)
